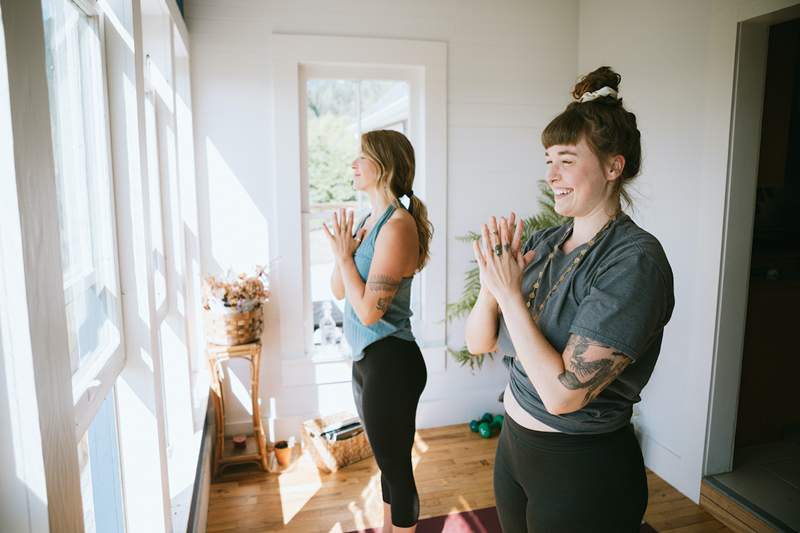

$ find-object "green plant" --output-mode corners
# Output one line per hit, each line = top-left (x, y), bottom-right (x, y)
(446, 180), (568, 370)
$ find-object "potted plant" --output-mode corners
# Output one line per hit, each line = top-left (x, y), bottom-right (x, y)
(274, 439), (292, 467)
(202, 266), (270, 345)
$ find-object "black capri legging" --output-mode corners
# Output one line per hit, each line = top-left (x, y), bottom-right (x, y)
(352, 336), (427, 528)
(494, 414), (648, 533)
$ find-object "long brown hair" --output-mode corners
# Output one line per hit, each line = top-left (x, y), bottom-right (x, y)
(542, 66), (641, 208)
(361, 130), (433, 271)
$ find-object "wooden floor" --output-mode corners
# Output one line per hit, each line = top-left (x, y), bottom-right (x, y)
(207, 424), (730, 532)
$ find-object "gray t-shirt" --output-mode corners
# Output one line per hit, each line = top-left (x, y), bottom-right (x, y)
(496, 213), (674, 434)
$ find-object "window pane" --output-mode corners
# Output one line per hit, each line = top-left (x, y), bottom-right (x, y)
(78, 387), (126, 533)
(305, 79), (409, 352)
(42, 0), (121, 367)
(360, 80), (409, 134)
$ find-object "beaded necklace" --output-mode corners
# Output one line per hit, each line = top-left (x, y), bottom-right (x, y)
(526, 214), (619, 322)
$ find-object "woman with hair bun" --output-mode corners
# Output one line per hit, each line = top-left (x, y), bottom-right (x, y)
(323, 129), (433, 532)
(466, 67), (675, 531)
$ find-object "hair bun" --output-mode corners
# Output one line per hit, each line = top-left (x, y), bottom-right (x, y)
(572, 66), (621, 102)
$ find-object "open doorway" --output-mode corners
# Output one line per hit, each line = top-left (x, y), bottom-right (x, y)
(706, 16), (800, 532)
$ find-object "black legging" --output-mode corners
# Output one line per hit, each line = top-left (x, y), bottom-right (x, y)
(352, 336), (427, 528)
(494, 414), (647, 533)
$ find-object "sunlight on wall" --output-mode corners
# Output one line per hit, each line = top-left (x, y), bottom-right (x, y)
(205, 139), (269, 273)
(116, 375), (167, 532)
(149, 61), (174, 114)
(140, 346), (154, 373)
(1, 324), (49, 509)
(316, 382), (358, 416)
(160, 319), (192, 443)
(0, 15), (49, 513)
(122, 75), (151, 327)
(224, 362), (255, 423)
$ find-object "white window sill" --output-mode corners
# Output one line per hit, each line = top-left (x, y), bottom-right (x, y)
(309, 343), (351, 364)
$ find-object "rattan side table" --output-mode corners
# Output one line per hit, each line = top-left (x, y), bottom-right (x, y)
(207, 342), (268, 477)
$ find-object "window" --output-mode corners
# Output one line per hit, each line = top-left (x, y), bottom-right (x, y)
(304, 78), (411, 357)
(272, 35), (447, 364)
(42, 0), (124, 404)
(78, 387), (126, 533)
(41, 0), (126, 528)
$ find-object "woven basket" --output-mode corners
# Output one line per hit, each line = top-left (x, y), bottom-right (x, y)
(302, 412), (373, 473)
(202, 305), (264, 346)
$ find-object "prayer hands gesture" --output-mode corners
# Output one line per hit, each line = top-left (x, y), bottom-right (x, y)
(322, 208), (367, 263)
(472, 212), (536, 305)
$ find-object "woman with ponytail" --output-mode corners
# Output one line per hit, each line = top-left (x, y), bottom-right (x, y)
(323, 129), (433, 532)
(466, 67), (675, 531)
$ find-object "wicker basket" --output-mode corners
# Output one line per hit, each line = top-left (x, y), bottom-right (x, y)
(202, 305), (264, 346)
(302, 412), (373, 473)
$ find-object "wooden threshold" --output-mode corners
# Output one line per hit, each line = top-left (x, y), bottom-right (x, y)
(700, 478), (779, 533)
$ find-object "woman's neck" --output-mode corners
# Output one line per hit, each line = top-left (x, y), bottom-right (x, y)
(367, 188), (392, 219)
(566, 199), (621, 249)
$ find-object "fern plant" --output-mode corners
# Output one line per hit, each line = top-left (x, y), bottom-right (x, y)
(446, 180), (568, 370)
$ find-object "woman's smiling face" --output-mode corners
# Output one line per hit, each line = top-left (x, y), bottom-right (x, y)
(545, 137), (619, 218)
(352, 153), (379, 192)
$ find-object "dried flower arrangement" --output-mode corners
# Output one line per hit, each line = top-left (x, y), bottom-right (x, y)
(202, 265), (270, 314)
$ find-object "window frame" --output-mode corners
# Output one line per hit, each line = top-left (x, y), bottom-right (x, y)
(271, 35), (448, 365)
(300, 66), (418, 359)
(53, 0), (127, 441)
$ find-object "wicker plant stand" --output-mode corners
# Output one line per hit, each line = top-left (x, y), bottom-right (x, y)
(207, 342), (268, 477)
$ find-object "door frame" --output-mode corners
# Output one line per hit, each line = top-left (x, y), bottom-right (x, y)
(704, 3), (800, 476)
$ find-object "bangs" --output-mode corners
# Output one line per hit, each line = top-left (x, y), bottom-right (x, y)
(541, 107), (586, 149)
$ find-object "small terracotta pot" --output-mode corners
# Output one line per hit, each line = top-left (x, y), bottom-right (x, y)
(274, 440), (292, 467)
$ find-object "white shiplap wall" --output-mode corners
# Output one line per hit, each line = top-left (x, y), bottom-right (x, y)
(186, 0), (580, 440)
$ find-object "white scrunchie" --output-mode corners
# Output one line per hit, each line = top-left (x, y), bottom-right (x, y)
(578, 86), (619, 103)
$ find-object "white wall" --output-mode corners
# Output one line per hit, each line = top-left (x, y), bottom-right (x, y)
(577, 0), (800, 502)
(0, 9), (50, 531)
(187, 0), (580, 440)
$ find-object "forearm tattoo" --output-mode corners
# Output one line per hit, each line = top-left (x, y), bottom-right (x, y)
(376, 297), (390, 312)
(557, 336), (629, 404)
(368, 274), (400, 312)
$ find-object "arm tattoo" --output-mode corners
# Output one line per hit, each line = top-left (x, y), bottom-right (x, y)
(368, 275), (400, 313)
(557, 336), (629, 403)
(367, 274), (401, 293)
(376, 297), (391, 312)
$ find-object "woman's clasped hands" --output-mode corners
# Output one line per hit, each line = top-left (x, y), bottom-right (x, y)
(322, 208), (367, 263)
(472, 212), (536, 306)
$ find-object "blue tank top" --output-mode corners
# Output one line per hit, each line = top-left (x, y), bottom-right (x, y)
(343, 204), (415, 361)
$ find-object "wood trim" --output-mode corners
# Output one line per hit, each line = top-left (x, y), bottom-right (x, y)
(700, 480), (772, 533)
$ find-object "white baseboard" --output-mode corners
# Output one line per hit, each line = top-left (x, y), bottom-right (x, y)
(223, 384), (506, 443)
